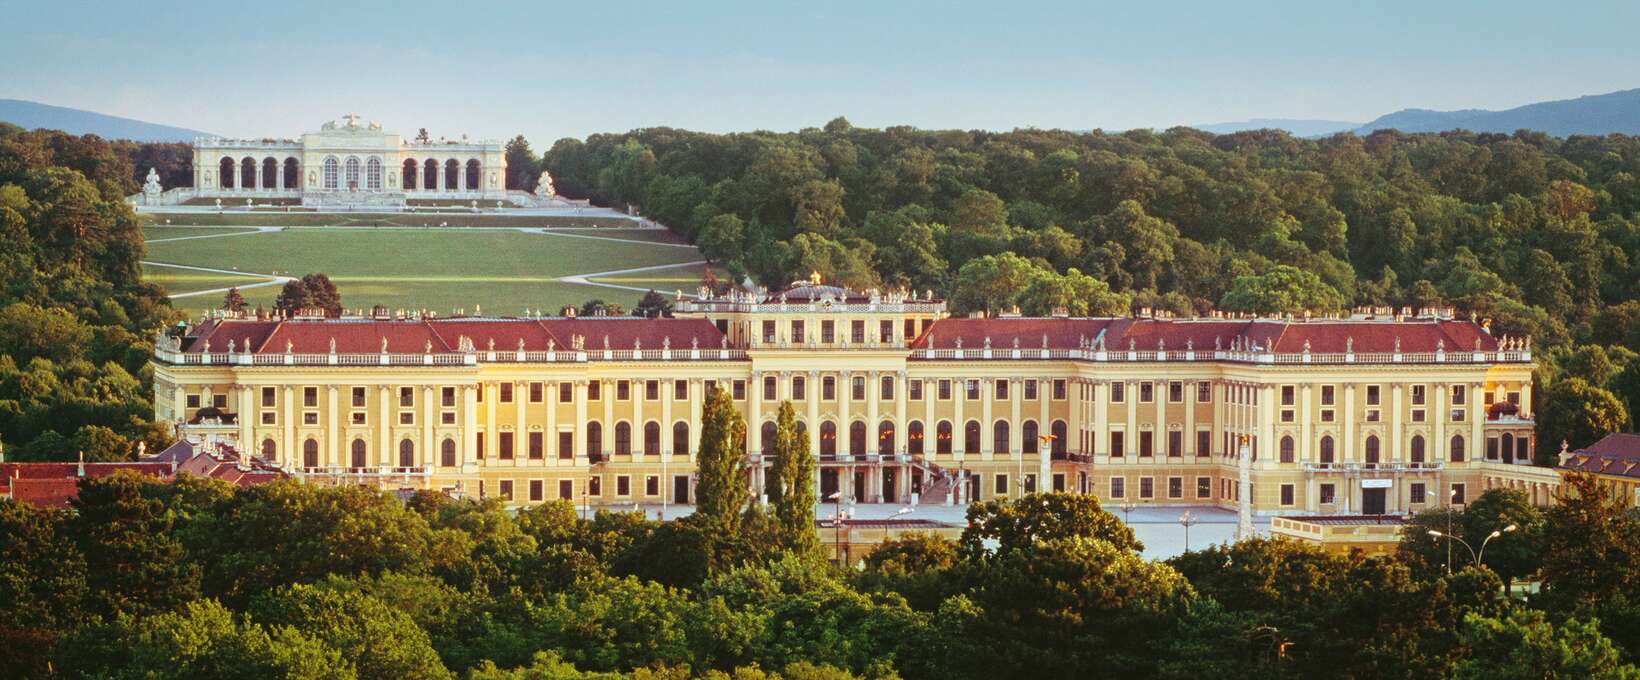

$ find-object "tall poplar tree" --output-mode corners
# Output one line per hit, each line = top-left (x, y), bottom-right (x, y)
(768, 401), (819, 553)
(693, 386), (748, 534)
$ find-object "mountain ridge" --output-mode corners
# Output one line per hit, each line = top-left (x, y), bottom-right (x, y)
(0, 99), (211, 142)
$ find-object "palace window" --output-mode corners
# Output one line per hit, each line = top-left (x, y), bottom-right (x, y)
(1411, 385), (1426, 405)
(881, 376), (894, 400)
(1197, 477), (1211, 498)
(617, 475), (631, 496)
(1169, 382), (1184, 403)
(1110, 381), (1124, 402)
(1139, 477), (1154, 499)
(561, 382), (575, 402)
(822, 376), (836, 400)
(442, 386), (456, 407)
(1025, 380), (1038, 400)
(499, 432), (514, 460)
(733, 380), (745, 400)
(880, 320), (894, 344)
(352, 387), (366, 408)
(616, 380), (630, 401)
(366, 157), (382, 191)
(529, 432), (544, 459)
(675, 380), (688, 400)
(1197, 430), (1210, 457)
(559, 480), (573, 500)
(1320, 483), (1335, 504)
(1110, 431), (1125, 457)
(1320, 385), (1335, 406)
(852, 376), (866, 401)
(398, 412), (413, 425)
(821, 320), (835, 343)
(499, 480), (513, 501)
(344, 157), (360, 190)
(995, 379), (1008, 400)
(763, 376), (777, 401)
(1169, 431), (1183, 457)
(261, 387), (277, 407)
(791, 320), (804, 343)
(531, 382), (545, 403)
(500, 382), (513, 403)
(1023, 420), (1039, 454)
(262, 411), (276, 425)
(1140, 382), (1154, 403)
(646, 476), (659, 496)
(792, 376), (806, 400)
(1451, 483), (1466, 505)
(1168, 477), (1183, 499)
(1197, 381), (1212, 403)
(1366, 385), (1381, 406)
(1053, 379), (1067, 400)
(322, 157), (339, 190)
(529, 480), (543, 502)
(966, 380), (980, 400)
(908, 421), (924, 455)
(1139, 431), (1154, 457)
(938, 380), (951, 400)
(761, 320), (775, 343)
(1109, 477), (1125, 499)
(588, 380), (601, 400)
(1411, 483), (1426, 504)
(908, 379), (922, 400)
(851, 320), (865, 343)
(1281, 385), (1295, 406)
(1280, 484), (1294, 506)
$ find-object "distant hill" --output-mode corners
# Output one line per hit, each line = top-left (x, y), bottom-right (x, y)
(1354, 88), (1640, 137)
(1190, 118), (1361, 137)
(0, 99), (211, 142)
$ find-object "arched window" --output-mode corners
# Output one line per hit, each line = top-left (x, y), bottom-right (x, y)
(283, 158), (299, 189)
(615, 422), (632, 455)
(465, 159), (481, 191)
(1022, 420), (1039, 454)
(993, 420), (1010, 454)
(444, 159), (460, 190)
(1320, 435), (1335, 464)
(424, 158), (438, 190)
(879, 420), (895, 456)
(344, 157), (361, 191)
(964, 420), (981, 453)
(1501, 433), (1515, 462)
(1365, 435), (1380, 464)
(441, 438), (457, 467)
(761, 421), (778, 456)
(303, 439), (319, 468)
(366, 157), (383, 191)
(936, 421), (953, 454)
(908, 420), (924, 455)
(645, 421), (661, 456)
(850, 421), (866, 457)
(820, 421), (837, 457)
(219, 157), (236, 188)
(1051, 421), (1067, 456)
(399, 439), (415, 468)
(323, 157), (339, 190)
(673, 421), (690, 457)
(1450, 434), (1465, 462)
(403, 159), (418, 190)
(260, 438), (277, 462)
(261, 157), (277, 189)
(1279, 435), (1294, 463)
(587, 421), (603, 456)
(350, 439), (367, 469)
(1411, 435), (1426, 463)
(241, 157), (257, 189)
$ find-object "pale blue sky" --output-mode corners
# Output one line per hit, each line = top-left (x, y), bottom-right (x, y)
(3, 0), (1637, 145)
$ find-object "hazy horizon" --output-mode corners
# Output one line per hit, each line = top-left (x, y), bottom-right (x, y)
(4, 0), (1638, 146)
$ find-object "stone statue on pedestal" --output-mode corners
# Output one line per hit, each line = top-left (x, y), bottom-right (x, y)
(142, 168), (163, 204)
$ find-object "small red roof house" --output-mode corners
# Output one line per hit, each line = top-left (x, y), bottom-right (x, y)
(0, 440), (288, 509)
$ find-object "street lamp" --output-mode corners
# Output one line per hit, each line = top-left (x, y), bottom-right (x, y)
(1427, 523), (1517, 568)
(1179, 511), (1200, 552)
(884, 506), (913, 545)
(1120, 500), (1136, 526)
(826, 491), (848, 563)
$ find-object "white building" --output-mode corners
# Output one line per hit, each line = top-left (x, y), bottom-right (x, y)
(190, 114), (507, 207)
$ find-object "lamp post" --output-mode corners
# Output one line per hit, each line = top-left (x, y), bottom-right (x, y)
(1120, 500), (1136, 526)
(826, 491), (848, 563)
(1428, 523), (1517, 570)
(1179, 510), (1199, 552)
(884, 506), (913, 546)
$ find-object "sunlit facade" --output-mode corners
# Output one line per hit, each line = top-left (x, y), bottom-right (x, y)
(152, 280), (1549, 513)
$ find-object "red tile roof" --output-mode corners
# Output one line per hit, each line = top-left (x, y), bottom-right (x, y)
(543, 317), (727, 351)
(1, 444), (288, 508)
(262, 320), (452, 354)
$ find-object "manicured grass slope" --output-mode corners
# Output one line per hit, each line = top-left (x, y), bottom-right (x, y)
(145, 227), (703, 315)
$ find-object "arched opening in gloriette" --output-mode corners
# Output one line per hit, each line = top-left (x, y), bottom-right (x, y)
(283, 158), (299, 189)
(240, 157), (257, 190)
(261, 157), (278, 189)
(403, 159), (418, 191)
(465, 159), (481, 191)
(219, 157), (236, 189)
(444, 159), (460, 191)
(366, 157), (383, 191)
(323, 157), (339, 190)
(344, 157), (361, 191)
(424, 158), (439, 191)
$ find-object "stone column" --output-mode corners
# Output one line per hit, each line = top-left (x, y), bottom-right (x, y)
(661, 379), (674, 462)
(237, 386), (253, 454)
(545, 381), (557, 461)
(806, 372), (821, 454)
(601, 383), (613, 458)
(634, 380), (646, 459)
(378, 386), (391, 468)
(458, 161), (468, 193)
(575, 380), (589, 462)
(867, 371), (880, 501)
(484, 382), (497, 463)
(1468, 383), (1483, 464)
(255, 161), (263, 192)
(1183, 380), (1195, 456)
(515, 381), (526, 466)
(1434, 384), (1447, 464)
(422, 386), (434, 469)
(1258, 385), (1275, 468)
(463, 384), (478, 467)
(1009, 378), (1022, 457)
(327, 386), (339, 468)
(1343, 385), (1356, 463)
(748, 372), (762, 456)
(1390, 384), (1402, 463)
(437, 161), (446, 194)
(282, 386), (294, 466)
(688, 379), (703, 457)
(1154, 382), (1165, 457)
(838, 371), (852, 461)
(1300, 384), (1313, 463)
(952, 378), (965, 460)
(1092, 380), (1107, 459)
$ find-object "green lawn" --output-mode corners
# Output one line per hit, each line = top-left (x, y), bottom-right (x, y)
(145, 228), (703, 315)
(147, 212), (637, 229)
(142, 265), (274, 296)
(143, 226), (265, 241)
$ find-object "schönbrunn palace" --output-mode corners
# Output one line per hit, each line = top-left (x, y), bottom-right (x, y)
(152, 279), (1553, 514)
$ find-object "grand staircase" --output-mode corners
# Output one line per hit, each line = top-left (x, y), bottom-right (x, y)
(911, 456), (956, 505)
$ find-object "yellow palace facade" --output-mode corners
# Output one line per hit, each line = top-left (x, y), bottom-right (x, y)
(151, 281), (1549, 514)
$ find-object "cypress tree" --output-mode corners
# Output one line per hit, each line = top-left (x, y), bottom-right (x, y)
(770, 401), (819, 553)
(693, 386), (748, 534)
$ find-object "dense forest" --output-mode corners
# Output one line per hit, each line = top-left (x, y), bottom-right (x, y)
(5, 459), (1640, 678)
(540, 121), (1640, 449)
(0, 123), (176, 462)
